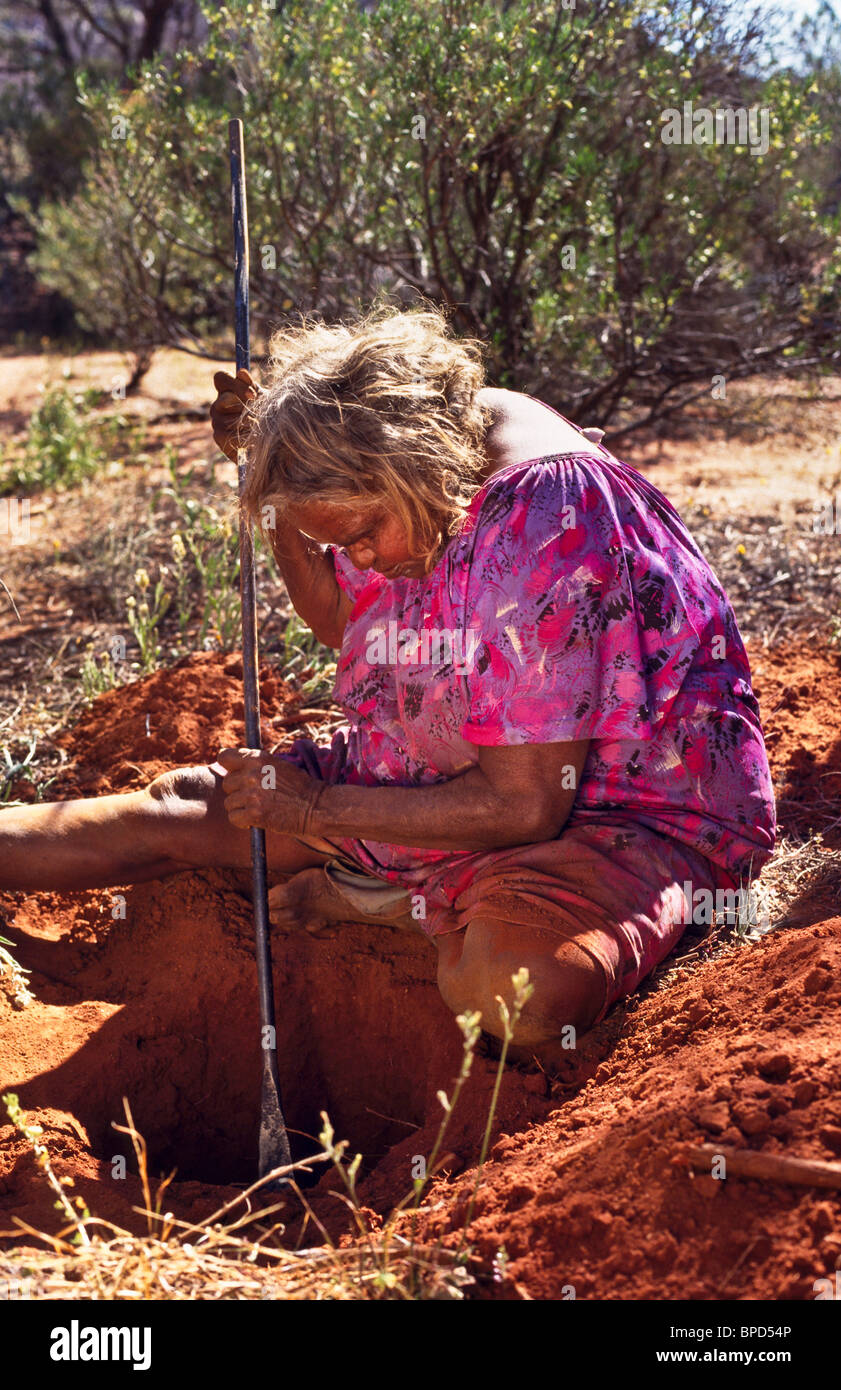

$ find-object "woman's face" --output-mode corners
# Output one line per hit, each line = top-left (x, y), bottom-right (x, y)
(286, 499), (427, 579)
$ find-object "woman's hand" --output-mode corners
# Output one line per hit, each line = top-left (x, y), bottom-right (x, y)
(209, 367), (262, 462)
(216, 747), (324, 836)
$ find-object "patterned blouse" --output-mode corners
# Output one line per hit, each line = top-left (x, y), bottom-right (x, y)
(318, 447), (776, 888)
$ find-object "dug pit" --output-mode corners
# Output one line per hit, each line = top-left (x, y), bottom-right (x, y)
(1, 867), (466, 1185)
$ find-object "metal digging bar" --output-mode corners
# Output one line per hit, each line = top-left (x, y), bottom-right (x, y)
(228, 116), (293, 1184)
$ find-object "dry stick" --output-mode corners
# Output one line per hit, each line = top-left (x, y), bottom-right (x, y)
(0, 573), (21, 622)
(682, 1143), (841, 1191)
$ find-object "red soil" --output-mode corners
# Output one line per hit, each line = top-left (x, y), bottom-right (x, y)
(750, 642), (841, 847)
(1, 641), (840, 1299)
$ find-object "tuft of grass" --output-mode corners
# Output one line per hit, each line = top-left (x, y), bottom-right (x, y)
(277, 611), (337, 702)
(80, 646), (120, 701)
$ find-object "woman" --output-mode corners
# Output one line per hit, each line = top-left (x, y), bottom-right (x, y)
(0, 305), (775, 1054)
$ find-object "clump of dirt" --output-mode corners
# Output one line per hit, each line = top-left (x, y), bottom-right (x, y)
(1, 641), (840, 1299)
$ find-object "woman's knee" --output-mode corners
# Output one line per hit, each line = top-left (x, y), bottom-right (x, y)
(146, 764), (222, 811)
(141, 764), (232, 868)
(436, 917), (607, 1045)
(142, 764), (331, 876)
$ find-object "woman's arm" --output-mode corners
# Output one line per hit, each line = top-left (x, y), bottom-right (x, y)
(218, 738), (590, 851)
(313, 739), (589, 849)
(264, 517), (352, 650)
(210, 368), (350, 649)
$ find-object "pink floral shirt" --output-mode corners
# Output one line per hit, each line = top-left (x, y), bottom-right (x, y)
(321, 448), (776, 888)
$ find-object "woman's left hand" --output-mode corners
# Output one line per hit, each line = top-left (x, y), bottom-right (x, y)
(216, 748), (324, 836)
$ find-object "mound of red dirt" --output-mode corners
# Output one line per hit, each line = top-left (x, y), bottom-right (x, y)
(1, 641), (840, 1299)
(51, 650), (306, 794)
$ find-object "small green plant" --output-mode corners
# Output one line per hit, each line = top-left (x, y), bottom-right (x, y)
(278, 611), (337, 701)
(2, 1093), (91, 1245)
(169, 531), (193, 640)
(411, 1009), (483, 1211)
(317, 1005), (483, 1241)
(1, 741), (36, 803)
(187, 514), (241, 650)
(730, 877), (773, 942)
(457, 967), (534, 1251)
(126, 567), (171, 674)
(0, 739), (57, 806)
(80, 645), (120, 700)
(162, 450), (241, 650)
(0, 935), (34, 1009)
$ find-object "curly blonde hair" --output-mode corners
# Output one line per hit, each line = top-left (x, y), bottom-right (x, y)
(241, 300), (494, 572)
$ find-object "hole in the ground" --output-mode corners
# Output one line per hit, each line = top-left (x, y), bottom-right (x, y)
(19, 873), (466, 1190)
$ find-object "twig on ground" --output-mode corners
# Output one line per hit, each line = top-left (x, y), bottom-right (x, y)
(681, 1143), (841, 1190)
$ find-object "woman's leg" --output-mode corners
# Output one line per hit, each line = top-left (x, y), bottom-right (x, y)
(426, 820), (724, 1053)
(434, 916), (607, 1048)
(0, 763), (330, 892)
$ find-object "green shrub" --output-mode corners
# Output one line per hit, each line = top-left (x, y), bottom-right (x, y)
(24, 0), (841, 433)
(0, 387), (144, 495)
(0, 388), (105, 493)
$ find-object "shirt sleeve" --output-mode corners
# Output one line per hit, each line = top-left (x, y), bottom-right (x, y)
(458, 458), (697, 747)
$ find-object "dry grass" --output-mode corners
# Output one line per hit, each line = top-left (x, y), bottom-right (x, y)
(752, 834), (841, 931)
(0, 1188), (475, 1302)
(0, 1097), (479, 1301)
(643, 837), (841, 1004)
(678, 502), (841, 649)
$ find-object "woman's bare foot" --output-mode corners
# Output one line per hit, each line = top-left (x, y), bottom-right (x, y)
(267, 867), (340, 934)
(267, 866), (415, 935)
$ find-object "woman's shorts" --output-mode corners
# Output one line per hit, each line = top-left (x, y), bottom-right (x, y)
(279, 735), (738, 1025)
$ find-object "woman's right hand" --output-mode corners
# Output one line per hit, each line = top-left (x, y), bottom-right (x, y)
(209, 367), (261, 461)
